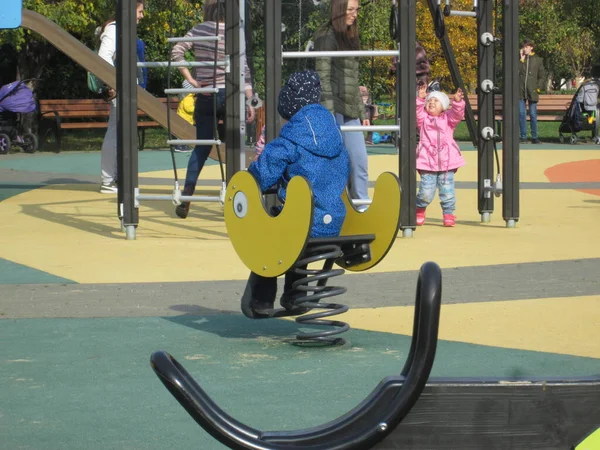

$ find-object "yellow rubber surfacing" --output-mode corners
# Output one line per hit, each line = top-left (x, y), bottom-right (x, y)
(0, 184), (598, 283)
(144, 149), (600, 183)
(1, 150), (599, 359)
(369, 149), (600, 183)
(0, 148), (598, 283)
(336, 296), (600, 358)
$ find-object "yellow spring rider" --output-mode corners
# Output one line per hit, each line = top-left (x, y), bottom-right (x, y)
(224, 171), (401, 345)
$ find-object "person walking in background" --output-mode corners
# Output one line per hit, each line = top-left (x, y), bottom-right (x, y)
(98, 0), (145, 194)
(314, 0), (369, 206)
(519, 39), (546, 144)
(253, 125), (266, 161)
(415, 84), (466, 228)
(360, 86), (378, 144)
(171, 0), (255, 219)
(136, 38), (149, 90)
(389, 41), (431, 88)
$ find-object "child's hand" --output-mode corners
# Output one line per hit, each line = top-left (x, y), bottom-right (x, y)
(418, 83), (427, 99)
(454, 88), (464, 102)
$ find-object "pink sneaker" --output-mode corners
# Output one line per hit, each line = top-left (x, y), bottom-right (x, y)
(443, 214), (456, 227)
(416, 208), (426, 226)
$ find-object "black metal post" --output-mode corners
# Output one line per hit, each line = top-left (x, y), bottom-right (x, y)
(244, 1), (256, 145)
(477, 0), (495, 219)
(502, 0), (519, 227)
(424, 0), (478, 148)
(398, 0), (417, 236)
(116, 0), (139, 239)
(225, 0), (243, 181)
(264, 0), (282, 143)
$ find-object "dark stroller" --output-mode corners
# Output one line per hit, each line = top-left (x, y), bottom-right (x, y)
(0, 80), (38, 154)
(559, 78), (600, 145)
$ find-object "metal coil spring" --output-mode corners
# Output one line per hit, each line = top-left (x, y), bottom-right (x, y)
(288, 243), (349, 346)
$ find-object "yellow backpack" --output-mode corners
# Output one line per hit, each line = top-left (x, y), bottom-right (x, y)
(177, 94), (195, 125)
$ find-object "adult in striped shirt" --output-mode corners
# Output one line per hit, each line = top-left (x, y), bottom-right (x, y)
(171, 0), (255, 219)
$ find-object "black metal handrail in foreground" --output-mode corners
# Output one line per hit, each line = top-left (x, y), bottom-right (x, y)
(150, 261), (442, 450)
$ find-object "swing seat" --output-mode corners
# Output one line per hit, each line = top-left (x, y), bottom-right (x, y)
(239, 234), (376, 321)
(224, 170), (401, 278)
(225, 170), (401, 342)
(308, 234), (376, 268)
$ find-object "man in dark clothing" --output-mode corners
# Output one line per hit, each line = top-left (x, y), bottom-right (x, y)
(519, 39), (547, 144)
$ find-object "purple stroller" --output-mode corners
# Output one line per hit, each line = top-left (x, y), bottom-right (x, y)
(0, 81), (38, 154)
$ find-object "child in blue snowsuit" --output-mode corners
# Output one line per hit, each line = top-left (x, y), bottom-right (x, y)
(241, 70), (351, 318)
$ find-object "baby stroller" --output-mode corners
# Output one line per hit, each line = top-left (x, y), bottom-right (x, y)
(559, 78), (600, 145)
(0, 80), (38, 154)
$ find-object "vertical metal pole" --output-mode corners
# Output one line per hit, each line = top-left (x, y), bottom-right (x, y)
(424, 0), (478, 147)
(477, 0), (495, 221)
(502, 0), (519, 227)
(244, 1), (256, 145)
(116, 0), (139, 239)
(398, 0), (417, 237)
(225, 0), (243, 181)
(264, 0), (282, 143)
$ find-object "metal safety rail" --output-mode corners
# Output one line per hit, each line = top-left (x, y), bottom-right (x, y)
(138, 60), (229, 69)
(340, 125), (400, 133)
(282, 49), (400, 59)
(150, 261), (442, 450)
(283, 49), (402, 138)
(439, 0), (477, 17)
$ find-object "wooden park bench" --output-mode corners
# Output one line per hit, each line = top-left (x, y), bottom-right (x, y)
(367, 94), (572, 140)
(38, 97), (180, 152)
(466, 94), (571, 123)
(455, 94), (571, 139)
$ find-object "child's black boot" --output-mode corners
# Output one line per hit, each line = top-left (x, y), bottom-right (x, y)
(241, 272), (277, 318)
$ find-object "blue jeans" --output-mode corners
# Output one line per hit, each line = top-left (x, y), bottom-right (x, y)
(519, 99), (538, 140)
(183, 89), (226, 192)
(416, 170), (456, 215)
(335, 114), (369, 200)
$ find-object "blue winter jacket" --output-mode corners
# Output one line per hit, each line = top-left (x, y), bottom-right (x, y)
(248, 103), (350, 237)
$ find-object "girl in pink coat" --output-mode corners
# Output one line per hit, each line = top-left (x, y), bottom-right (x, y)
(415, 84), (466, 227)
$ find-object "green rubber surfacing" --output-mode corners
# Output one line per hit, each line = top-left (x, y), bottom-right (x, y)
(0, 151), (216, 175)
(0, 258), (75, 285)
(1, 315), (599, 450)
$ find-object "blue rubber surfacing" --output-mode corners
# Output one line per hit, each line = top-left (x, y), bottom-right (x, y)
(0, 151), (216, 175)
(0, 258), (75, 285)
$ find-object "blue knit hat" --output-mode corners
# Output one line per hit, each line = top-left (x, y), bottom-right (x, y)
(278, 70), (322, 120)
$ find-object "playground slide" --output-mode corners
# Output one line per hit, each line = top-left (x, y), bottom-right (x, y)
(21, 9), (222, 161)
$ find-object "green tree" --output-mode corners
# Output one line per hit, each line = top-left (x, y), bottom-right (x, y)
(0, 0), (113, 88)
(417, 0), (478, 93)
(0, 0), (200, 98)
(293, 0), (479, 101)
(558, 30), (595, 83)
(519, 0), (596, 88)
(138, 0), (201, 94)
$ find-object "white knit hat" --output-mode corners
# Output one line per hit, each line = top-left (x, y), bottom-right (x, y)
(425, 91), (450, 111)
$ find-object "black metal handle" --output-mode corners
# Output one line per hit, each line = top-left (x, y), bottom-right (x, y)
(150, 261), (442, 450)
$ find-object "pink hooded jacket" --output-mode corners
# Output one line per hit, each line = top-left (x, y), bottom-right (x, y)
(416, 97), (466, 172)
